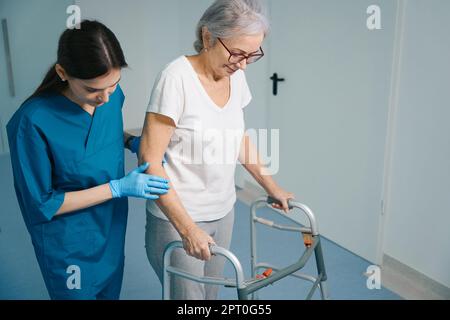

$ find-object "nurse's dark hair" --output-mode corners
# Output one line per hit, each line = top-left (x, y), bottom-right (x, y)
(28, 20), (127, 100)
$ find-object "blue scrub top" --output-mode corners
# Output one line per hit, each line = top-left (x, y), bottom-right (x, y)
(7, 85), (128, 299)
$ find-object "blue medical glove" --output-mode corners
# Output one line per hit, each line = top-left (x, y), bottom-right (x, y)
(109, 162), (169, 200)
(129, 136), (141, 154)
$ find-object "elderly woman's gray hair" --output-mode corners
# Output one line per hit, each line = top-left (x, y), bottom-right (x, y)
(194, 0), (270, 53)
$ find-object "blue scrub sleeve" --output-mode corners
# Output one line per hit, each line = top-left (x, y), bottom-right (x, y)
(10, 118), (65, 225)
(118, 84), (125, 108)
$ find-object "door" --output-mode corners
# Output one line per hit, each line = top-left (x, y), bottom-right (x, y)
(267, 0), (397, 262)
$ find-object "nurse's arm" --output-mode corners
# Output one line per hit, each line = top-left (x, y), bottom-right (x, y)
(139, 112), (215, 261)
(124, 131), (133, 147)
(55, 184), (114, 216)
(239, 134), (294, 213)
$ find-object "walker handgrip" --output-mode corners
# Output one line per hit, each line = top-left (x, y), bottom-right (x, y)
(209, 243), (217, 256)
(267, 196), (294, 210)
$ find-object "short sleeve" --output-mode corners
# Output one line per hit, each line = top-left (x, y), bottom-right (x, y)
(147, 71), (184, 125)
(7, 114), (65, 225)
(241, 71), (253, 109)
(116, 84), (125, 108)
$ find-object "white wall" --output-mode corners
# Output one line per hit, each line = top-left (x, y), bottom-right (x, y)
(0, 0), (72, 153)
(383, 0), (450, 288)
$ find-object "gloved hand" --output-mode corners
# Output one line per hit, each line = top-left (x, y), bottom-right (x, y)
(109, 163), (169, 200)
(129, 136), (141, 154)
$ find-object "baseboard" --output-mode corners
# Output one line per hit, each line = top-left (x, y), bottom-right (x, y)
(381, 254), (450, 300)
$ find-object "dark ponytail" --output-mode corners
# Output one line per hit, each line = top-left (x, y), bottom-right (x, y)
(28, 20), (128, 100)
(30, 65), (66, 99)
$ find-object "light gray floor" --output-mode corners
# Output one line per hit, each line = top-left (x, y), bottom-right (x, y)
(0, 152), (401, 300)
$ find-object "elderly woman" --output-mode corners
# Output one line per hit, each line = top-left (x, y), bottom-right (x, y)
(139, 0), (294, 300)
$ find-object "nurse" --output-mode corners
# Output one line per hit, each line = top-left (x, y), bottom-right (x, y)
(6, 20), (170, 300)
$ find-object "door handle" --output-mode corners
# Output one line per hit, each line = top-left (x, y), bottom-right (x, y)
(270, 73), (285, 96)
(2, 19), (15, 97)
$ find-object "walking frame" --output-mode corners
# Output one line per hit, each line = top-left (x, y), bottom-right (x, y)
(162, 196), (330, 300)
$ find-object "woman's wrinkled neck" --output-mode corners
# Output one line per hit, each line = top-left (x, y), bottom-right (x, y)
(188, 53), (225, 82)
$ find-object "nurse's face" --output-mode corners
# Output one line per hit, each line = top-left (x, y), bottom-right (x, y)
(207, 33), (265, 78)
(65, 68), (122, 108)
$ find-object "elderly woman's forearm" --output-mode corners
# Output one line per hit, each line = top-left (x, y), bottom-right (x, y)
(243, 162), (278, 193)
(143, 163), (197, 237)
(239, 135), (278, 192)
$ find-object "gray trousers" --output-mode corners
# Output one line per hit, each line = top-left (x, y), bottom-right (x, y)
(145, 208), (235, 300)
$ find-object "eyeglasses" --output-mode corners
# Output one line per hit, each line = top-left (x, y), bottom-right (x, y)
(218, 38), (264, 65)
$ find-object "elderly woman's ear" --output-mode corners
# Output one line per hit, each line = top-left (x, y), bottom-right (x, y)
(202, 26), (211, 50)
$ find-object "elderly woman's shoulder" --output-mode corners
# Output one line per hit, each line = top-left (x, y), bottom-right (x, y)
(160, 56), (189, 76)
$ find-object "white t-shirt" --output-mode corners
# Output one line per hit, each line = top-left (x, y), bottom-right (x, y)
(146, 56), (252, 222)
